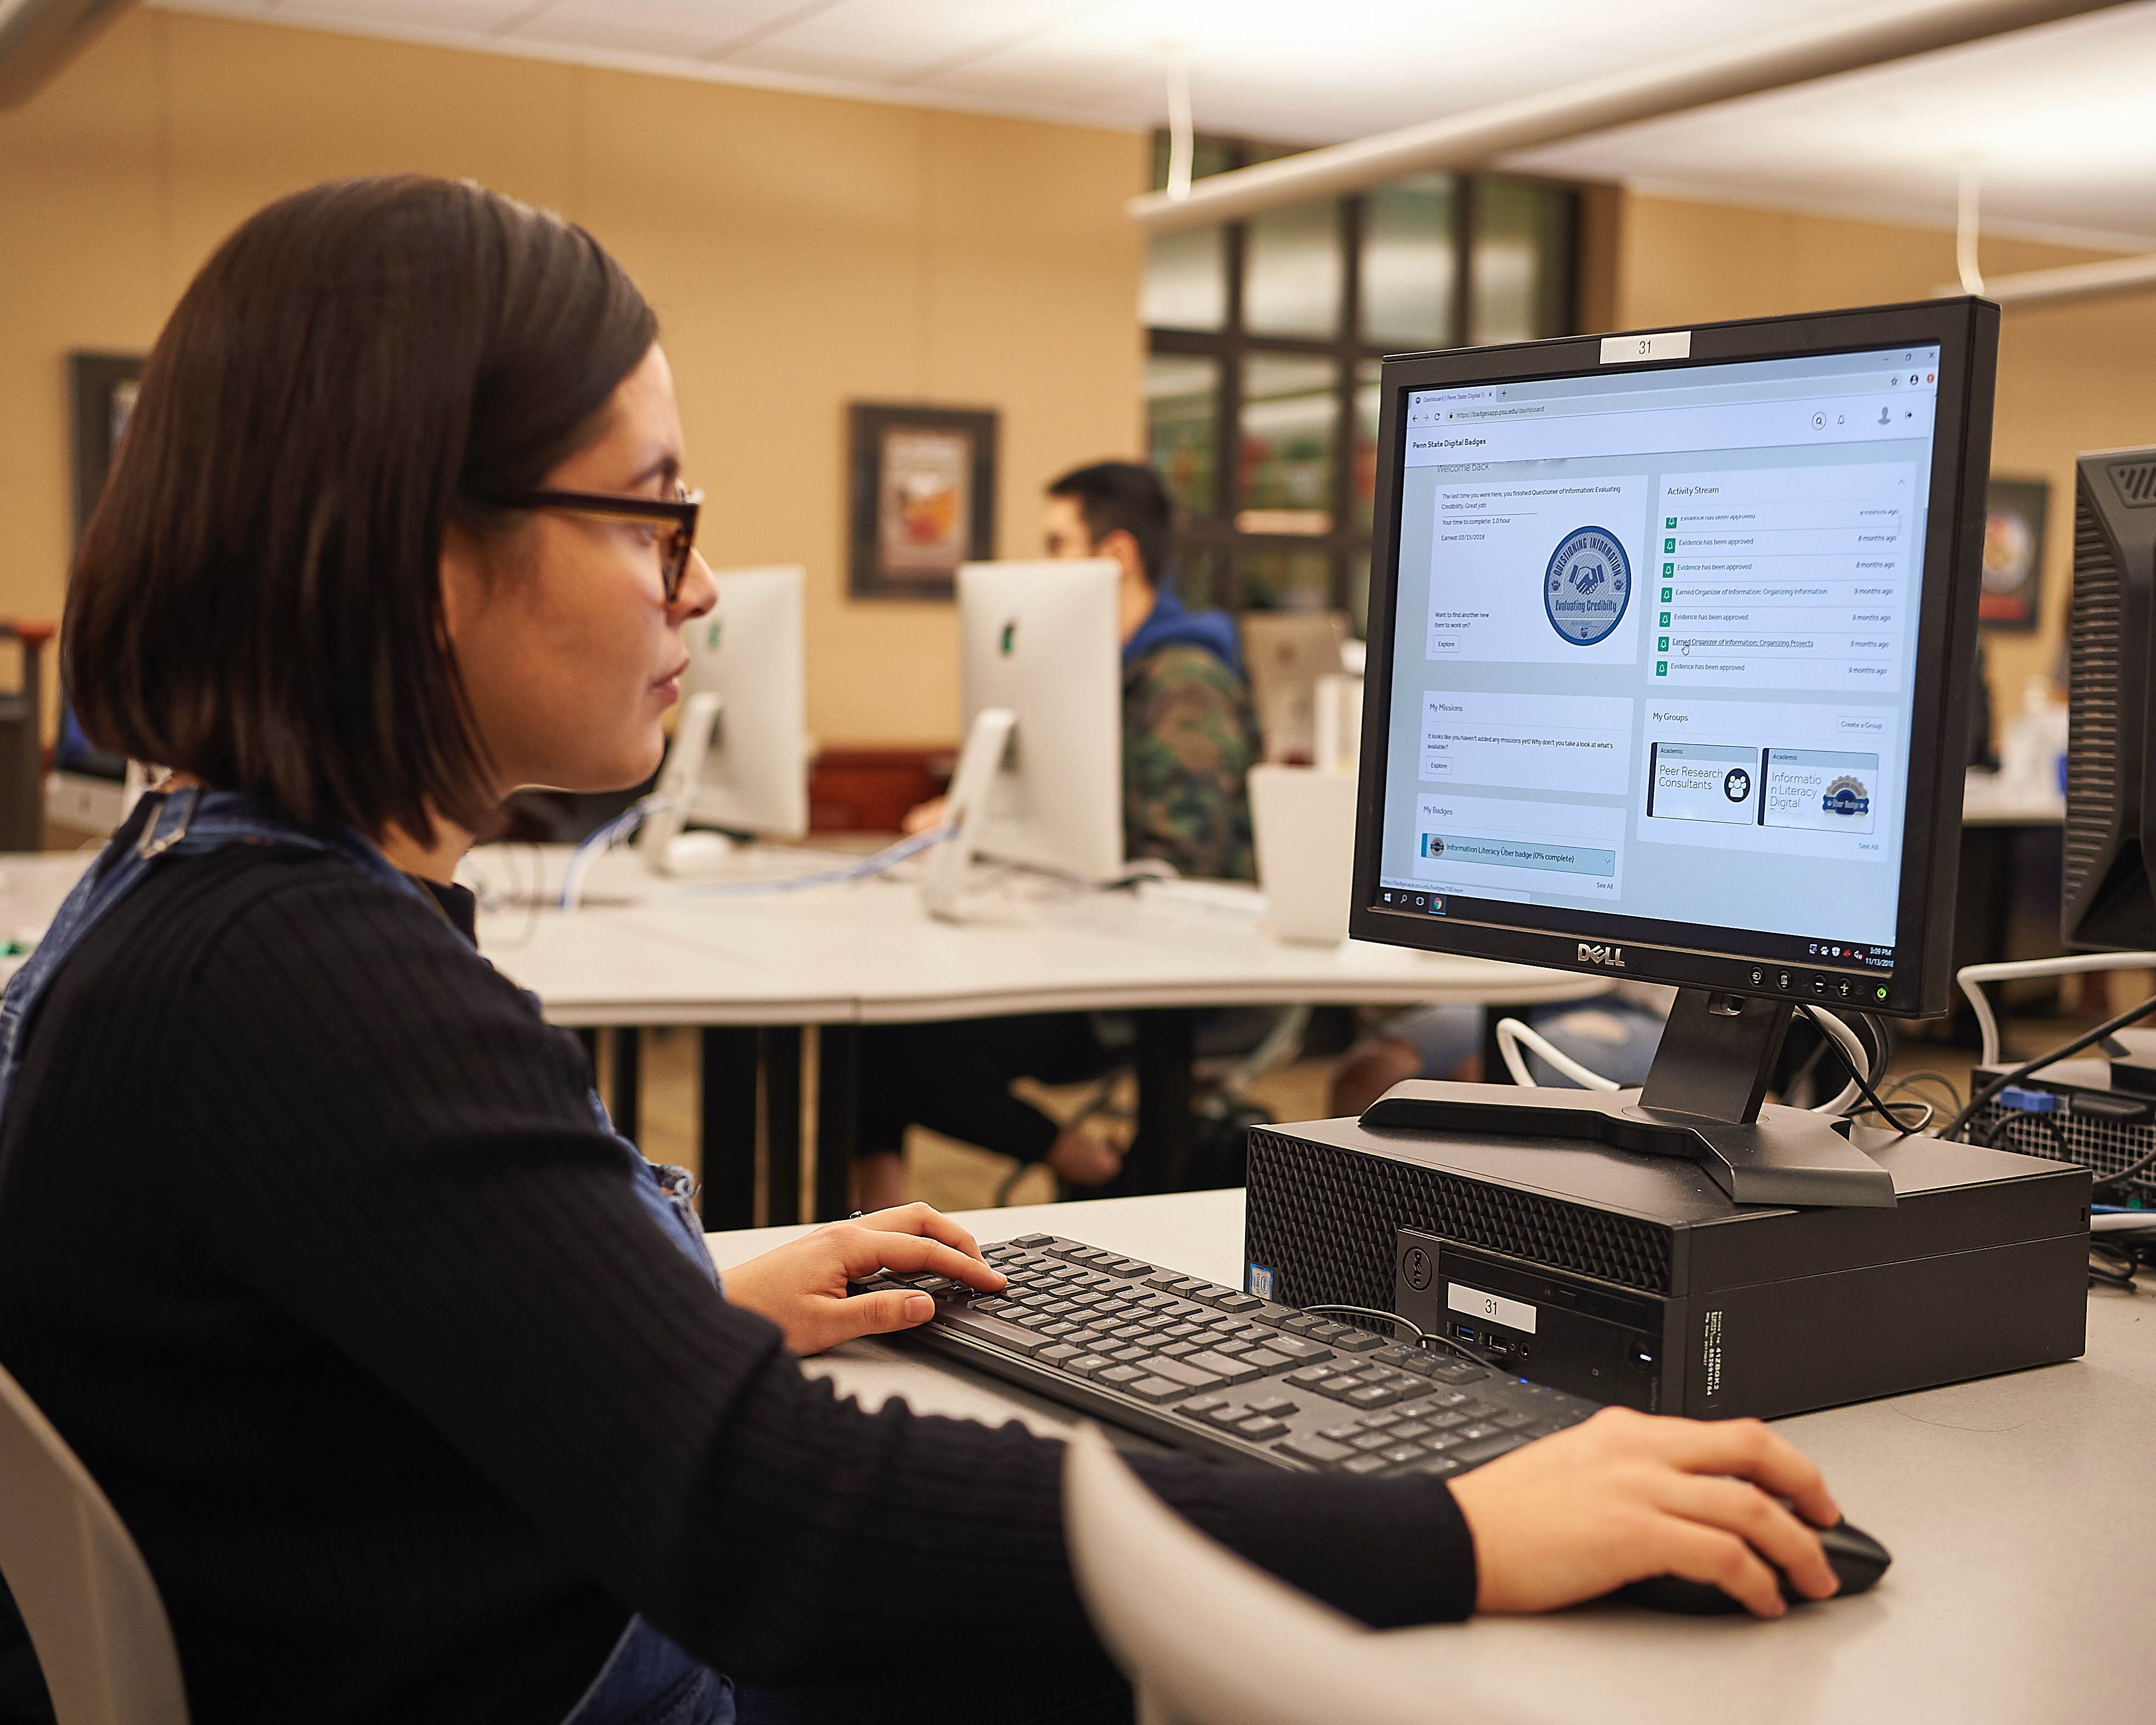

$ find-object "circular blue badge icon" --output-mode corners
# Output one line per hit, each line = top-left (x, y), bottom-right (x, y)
(1544, 526), (1631, 646)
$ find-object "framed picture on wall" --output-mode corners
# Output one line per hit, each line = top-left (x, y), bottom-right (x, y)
(847, 403), (997, 600)
(1979, 477), (2048, 632)
(69, 352), (146, 548)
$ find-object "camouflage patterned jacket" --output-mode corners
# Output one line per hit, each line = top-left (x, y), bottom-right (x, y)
(1123, 641), (1262, 881)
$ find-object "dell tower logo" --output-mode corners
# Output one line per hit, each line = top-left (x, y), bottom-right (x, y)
(1578, 942), (1626, 969)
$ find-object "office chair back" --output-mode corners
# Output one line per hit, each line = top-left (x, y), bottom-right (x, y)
(1062, 1423), (1552, 1725)
(0, 1360), (189, 1725)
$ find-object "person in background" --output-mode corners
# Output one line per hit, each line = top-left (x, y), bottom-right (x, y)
(854, 463), (1263, 1209)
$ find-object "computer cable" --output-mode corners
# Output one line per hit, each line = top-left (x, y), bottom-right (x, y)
(666, 825), (955, 900)
(1492, 1016), (1620, 1091)
(1799, 1004), (1928, 1136)
(1299, 1303), (1497, 1369)
(1973, 1106), (2071, 1161)
(1878, 1069), (1964, 1118)
(1939, 988), (2156, 1144)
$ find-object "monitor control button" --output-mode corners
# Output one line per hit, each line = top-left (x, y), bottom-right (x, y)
(1777, 971), (1792, 990)
(1811, 976), (1827, 995)
(1836, 979), (1853, 1000)
(1749, 967), (1764, 986)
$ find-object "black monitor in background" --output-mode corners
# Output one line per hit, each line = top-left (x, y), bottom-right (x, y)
(1349, 298), (2000, 1208)
(2063, 447), (2156, 950)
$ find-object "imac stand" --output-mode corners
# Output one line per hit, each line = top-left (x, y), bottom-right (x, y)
(636, 691), (726, 875)
(1362, 989), (1896, 1209)
(919, 706), (1016, 923)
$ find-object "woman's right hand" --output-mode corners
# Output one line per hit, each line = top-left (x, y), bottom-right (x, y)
(902, 796), (949, 836)
(1447, 1405), (1843, 1618)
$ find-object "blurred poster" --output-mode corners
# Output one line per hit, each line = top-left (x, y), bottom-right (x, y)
(1980, 477), (2047, 632)
(848, 404), (997, 599)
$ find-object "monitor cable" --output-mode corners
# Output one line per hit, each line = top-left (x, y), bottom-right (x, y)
(1938, 988), (2156, 1145)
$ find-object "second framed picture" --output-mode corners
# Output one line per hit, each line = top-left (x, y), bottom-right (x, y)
(847, 403), (997, 600)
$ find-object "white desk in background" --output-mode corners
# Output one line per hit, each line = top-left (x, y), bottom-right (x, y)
(709, 1186), (2155, 1725)
(471, 850), (1600, 1227)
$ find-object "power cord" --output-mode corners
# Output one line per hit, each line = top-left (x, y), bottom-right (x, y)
(1798, 1004), (1929, 1136)
(1939, 989), (2156, 1144)
(1301, 1302), (1498, 1369)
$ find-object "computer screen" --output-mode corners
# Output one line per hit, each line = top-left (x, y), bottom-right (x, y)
(1352, 301), (1996, 1021)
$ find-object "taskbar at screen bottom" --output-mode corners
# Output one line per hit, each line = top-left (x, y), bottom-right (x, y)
(1372, 884), (1896, 980)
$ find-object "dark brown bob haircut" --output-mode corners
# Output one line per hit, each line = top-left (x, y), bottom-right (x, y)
(66, 173), (658, 841)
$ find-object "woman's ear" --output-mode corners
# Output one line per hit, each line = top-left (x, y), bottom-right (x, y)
(437, 520), (489, 652)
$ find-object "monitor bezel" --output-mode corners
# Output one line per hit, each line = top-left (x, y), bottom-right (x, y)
(1348, 297), (1998, 1021)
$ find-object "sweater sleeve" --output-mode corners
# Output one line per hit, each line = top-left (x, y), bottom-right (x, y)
(162, 868), (1476, 1682)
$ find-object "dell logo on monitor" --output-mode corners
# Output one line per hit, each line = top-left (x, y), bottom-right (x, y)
(1578, 942), (1626, 968)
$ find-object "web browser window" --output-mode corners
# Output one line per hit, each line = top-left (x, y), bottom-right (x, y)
(1376, 345), (1942, 971)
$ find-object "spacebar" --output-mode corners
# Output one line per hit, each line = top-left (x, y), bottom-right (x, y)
(935, 1310), (1046, 1355)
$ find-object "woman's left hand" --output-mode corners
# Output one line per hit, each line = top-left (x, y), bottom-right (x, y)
(721, 1202), (1006, 1355)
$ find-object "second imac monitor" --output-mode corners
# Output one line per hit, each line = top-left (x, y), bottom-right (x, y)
(924, 559), (1122, 916)
(1350, 298), (2000, 1205)
(672, 564), (809, 842)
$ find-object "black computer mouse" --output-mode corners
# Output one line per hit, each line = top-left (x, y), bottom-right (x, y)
(1613, 1520), (1891, 1615)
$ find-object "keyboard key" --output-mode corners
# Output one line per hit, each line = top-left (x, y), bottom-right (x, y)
(1277, 1433), (1355, 1468)
(1095, 1365), (1150, 1389)
(938, 1312), (1049, 1355)
(1284, 1366), (1336, 1389)
(1009, 1233), (1054, 1247)
(1319, 1422), (1365, 1441)
(1454, 1401), (1499, 1421)
(1380, 1444), (1427, 1465)
(1388, 1421), (1433, 1441)
(1064, 1355), (1116, 1378)
(1343, 1455), (1390, 1476)
(1315, 1375), (1366, 1400)
(1124, 1378), (1186, 1402)
(1425, 1361), (1489, 1384)
(1347, 1385), (1406, 1410)
(1108, 1346), (1151, 1363)
(1185, 1350), (1261, 1385)
(1372, 1345), (1421, 1368)
(1135, 1357), (1226, 1391)
(1276, 1315), (1322, 1336)
(1244, 1395), (1298, 1417)
(1491, 1412), (1539, 1431)
(1350, 1430), (1394, 1452)
(1035, 1344), (1081, 1367)
(1200, 1404), (1247, 1429)
(1239, 1348), (1292, 1374)
(1456, 1423), (1504, 1441)
(1179, 1394), (1230, 1416)
(1214, 1293), (1263, 1314)
(1304, 1322), (1352, 1343)
(1359, 1410), (1403, 1430)
(1159, 1342), (1203, 1360)
(1235, 1416), (1290, 1441)
(1263, 1337), (1333, 1365)
(1410, 1456), (1462, 1478)
(1332, 1331), (1384, 1354)
(1451, 1434), (1529, 1466)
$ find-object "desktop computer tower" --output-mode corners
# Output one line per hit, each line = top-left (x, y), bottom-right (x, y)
(1242, 1117), (2090, 1422)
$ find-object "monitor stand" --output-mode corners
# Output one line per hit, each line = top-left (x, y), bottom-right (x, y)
(1359, 988), (1896, 1209)
(919, 706), (1016, 923)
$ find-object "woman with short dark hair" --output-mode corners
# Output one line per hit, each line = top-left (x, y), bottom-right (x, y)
(0, 175), (1844, 1725)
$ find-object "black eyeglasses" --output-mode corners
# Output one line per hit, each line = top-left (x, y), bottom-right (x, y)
(496, 483), (703, 600)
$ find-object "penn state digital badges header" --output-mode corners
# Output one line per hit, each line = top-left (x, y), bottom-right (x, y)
(1544, 525), (1631, 647)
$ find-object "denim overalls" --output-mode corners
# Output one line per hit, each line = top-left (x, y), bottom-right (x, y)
(0, 790), (733, 1725)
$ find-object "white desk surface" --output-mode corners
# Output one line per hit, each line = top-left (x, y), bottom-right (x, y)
(1962, 770), (2066, 827)
(473, 856), (1603, 1028)
(711, 1187), (2152, 1725)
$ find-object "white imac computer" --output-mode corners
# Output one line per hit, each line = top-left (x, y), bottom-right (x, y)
(921, 559), (1123, 918)
(637, 563), (808, 872)
(1241, 610), (1350, 763)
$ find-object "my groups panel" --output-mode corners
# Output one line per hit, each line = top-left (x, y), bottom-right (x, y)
(1382, 345), (1939, 954)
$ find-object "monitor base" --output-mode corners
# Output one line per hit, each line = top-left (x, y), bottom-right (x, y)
(1361, 989), (1896, 1208)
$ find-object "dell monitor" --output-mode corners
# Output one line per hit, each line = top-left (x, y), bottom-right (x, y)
(922, 559), (1123, 917)
(2063, 446), (2156, 951)
(1350, 298), (1999, 1208)
(672, 564), (809, 842)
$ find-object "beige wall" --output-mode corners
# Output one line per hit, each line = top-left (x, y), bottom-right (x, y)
(0, 10), (1145, 747)
(1609, 191), (2156, 740)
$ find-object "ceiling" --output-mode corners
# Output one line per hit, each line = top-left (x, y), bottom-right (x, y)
(157, 0), (2156, 249)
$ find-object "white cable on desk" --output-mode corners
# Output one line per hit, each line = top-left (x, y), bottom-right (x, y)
(1496, 1005), (1867, 1114)
(1956, 952), (2156, 1067)
(1494, 1017), (1620, 1091)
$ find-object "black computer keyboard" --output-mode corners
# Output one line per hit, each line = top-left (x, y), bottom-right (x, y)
(857, 1232), (1600, 1478)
